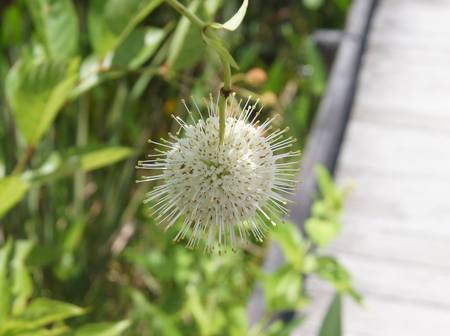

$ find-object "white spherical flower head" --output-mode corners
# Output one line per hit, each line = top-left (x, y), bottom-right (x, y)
(137, 95), (299, 251)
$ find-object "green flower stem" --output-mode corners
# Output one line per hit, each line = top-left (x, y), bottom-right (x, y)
(219, 58), (232, 145)
(165, 0), (233, 145)
(164, 0), (205, 28)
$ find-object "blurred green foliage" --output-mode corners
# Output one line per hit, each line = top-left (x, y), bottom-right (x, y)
(0, 0), (356, 334)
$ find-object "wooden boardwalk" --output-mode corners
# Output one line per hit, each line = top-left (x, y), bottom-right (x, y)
(295, 0), (450, 335)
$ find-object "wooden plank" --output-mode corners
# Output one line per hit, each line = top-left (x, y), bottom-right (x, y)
(247, 0), (379, 326)
(334, 253), (450, 306)
(294, 0), (450, 333)
(295, 278), (450, 336)
(330, 222), (450, 269)
(338, 120), (450, 178)
(340, 213), (450, 239)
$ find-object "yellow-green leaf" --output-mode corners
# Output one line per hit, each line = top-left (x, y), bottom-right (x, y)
(5, 59), (79, 145)
(80, 147), (132, 171)
(0, 177), (29, 219)
(88, 0), (163, 56)
(0, 239), (13, 322)
(74, 320), (131, 336)
(26, 0), (79, 60)
(0, 298), (84, 333)
(221, 0), (248, 31)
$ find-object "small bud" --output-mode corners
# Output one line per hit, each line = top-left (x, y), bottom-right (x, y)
(260, 92), (278, 107)
(245, 68), (268, 87)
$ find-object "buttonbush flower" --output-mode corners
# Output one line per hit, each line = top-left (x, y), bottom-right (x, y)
(137, 94), (299, 251)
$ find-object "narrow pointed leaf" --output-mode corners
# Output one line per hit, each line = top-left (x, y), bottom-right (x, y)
(11, 240), (34, 314)
(25, 146), (133, 184)
(319, 293), (342, 336)
(74, 320), (131, 336)
(222, 0), (248, 31)
(0, 239), (13, 321)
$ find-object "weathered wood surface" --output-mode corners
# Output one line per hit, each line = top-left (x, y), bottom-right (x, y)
(294, 0), (450, 335)
(247, 0), (377, 326)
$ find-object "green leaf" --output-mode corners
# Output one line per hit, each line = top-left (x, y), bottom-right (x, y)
(303, 38), (326, 96)
(1, 5), (24, 48)
(80, 147), (132, 171)
(74, 320), (131, 336)
(74, 25), (166, 96)
(314, 256), (363, 303)
(0, 239), (13, 322)
(6, 59), (79, 145)
(71, 55), (118, 98)
(315, 165), (347, 212)
(166, 0), (206, 74)
(25, 146), (132, 184)
(319, 293), (341, 336)
(113, 26), (166, 69)
(14, 325), (70, 336)
(221, 0), (248, 31)
(26, 244), (61, 268)
(261, 265), (307, 312)
(303, 0), (325, 10)
(315, 165), (335, 199)
(305, 217), (340, 248)
(264, 59), (286, 93)
(131, 290), (182, 336)
(1, 298), (84, 333)
(88, 0), (163, 56)
(0, 176), (29, 219)
(270, 221), (305, 270)
(26, 0), (79, 60)
(11, 240), (34, 315)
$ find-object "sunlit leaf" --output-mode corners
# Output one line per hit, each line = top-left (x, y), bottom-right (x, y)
(0, 239), (13, 322)
(219, 0), (248, 31)
(113, 26), (166, 69)
(270, 221), (305, 270)
(314, 256), (363, 303)
(261, 265), (307, 312)
(71, 55), (116, 98)
(88, 0), (163, 56)
(74, 320), (131, 336)
(305, 217), (340, 248)
(6, 59), (79, 145)
(26, 0), (79, 60)
(80, 147), (132, 171)
(2, 298), (84, 333)
(11, 240), (34, 315)
(315, 165), (335, 199)
(14, 325), (70, 336)
(0, 176), (29, 219)
(25, 146), (133, 184)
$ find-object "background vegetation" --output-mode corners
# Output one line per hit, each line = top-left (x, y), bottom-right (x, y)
(0, 0), (358, 335)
